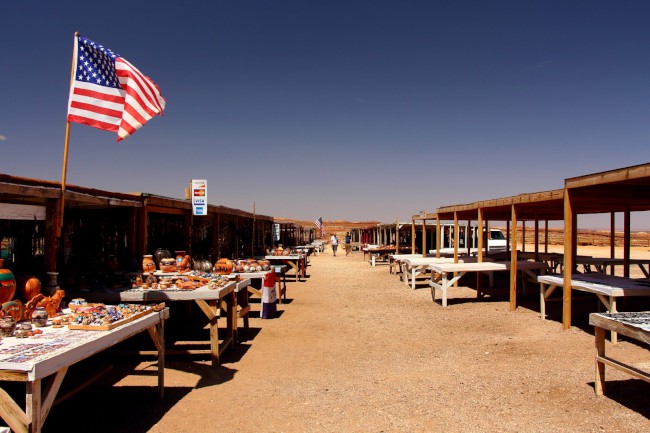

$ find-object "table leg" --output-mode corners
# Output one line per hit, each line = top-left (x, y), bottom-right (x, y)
(228, 290), (236, 348)
(146, 320), (166, 399)
(441, 274), (448, 308)
(0, 385), (30, 433)
(609, 297), (618, 344)
(594, 326), (606, 395)
(236, 289), (250, 342)
(540, 283), (546, 320)
(26, 380), (41, 433)
(292, 260), (299, 281)
(207, 300), (220, 366)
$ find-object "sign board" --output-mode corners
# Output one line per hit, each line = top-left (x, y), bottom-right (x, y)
(191, 179), (207, 216)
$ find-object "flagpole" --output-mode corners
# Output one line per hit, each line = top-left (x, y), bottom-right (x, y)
(58, 31), (79, 237)
(252, 201), (256, 256)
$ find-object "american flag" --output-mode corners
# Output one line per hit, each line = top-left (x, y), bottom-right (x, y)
(314, 217), (323, 235)
(67, 36), (166, 141)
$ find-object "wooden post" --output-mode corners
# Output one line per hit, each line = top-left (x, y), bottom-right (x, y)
(127, 208), (138, 258)
(563, 187), (574, 330)
(477, 208), (484, 262)
(395, 217), (399, 251)
(466, 219), (471, 256)
(534, 219), (539, 261)
(184, 210), (192, 254)
(624, 209), (630, 278)
(510, 205), (518, 311)
(436, 218), (441, 258)
(544, 220), (549, 254)
(411, 217), (416, 255)
(45, 199), (59, 272)
(522, 221), (526, 253)
(421, 217), (426, 258)
(252, 202), (256, 256)
(138, 205), (148, 256)
(453, 212), (459, 263)
(506, 218), (511, 253)
(610, 212), (615, 275)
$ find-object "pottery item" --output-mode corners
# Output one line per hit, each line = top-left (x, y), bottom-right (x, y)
(31, 307), (48, 327)
(214, 258), (234, 275)
(159, 258), (177, 273)
(1, 300), (24, 322)
(0, 259), (16, 304)
(154, 248), (172, 267)
(175, 251), (186, 270)
(20, 277), (41, 302)
(142, 255), (156, 273)
(69, 298), (87, 312)
(178, 254), (191, 272)
(0, 316), (16, 337)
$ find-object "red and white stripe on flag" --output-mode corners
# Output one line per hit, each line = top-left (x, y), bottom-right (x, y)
(67, 36), (165, 141)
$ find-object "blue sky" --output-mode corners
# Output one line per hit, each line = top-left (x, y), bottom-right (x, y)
(2, 1), (649, 228)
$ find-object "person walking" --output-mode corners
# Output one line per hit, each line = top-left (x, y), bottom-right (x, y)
(331, 234), (339, 256)
(345, 232), (352, 256)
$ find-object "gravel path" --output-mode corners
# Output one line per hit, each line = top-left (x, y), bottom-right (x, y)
(43, 247), (650, 432)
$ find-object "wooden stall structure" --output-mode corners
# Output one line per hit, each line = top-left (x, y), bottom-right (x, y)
(562, 163), (650, 330)
(131, 193), (274, 261)
(411, 211), (437, 258)
(0, 173), (275, 292)
(436, 189), (565, 309)
(349, 225), (378, 250)
(0, 173), (142, 290)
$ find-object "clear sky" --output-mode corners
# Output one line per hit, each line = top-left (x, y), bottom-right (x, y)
(2, 1), (649, 228)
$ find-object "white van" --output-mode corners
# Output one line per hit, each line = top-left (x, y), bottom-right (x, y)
(487, 229), (507, 252)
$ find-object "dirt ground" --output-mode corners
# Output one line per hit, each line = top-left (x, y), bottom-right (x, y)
(39, 245), (650, 432)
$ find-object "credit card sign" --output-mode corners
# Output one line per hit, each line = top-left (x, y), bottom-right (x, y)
(191, 179), (207, 216)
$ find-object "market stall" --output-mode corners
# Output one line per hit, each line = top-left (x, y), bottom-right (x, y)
(428, 261), (548, 307)
(0, 306), (169, 433)
(264, 255), (306, 282)
(590, 311), (650, 396)
(77, 279), (248, 366)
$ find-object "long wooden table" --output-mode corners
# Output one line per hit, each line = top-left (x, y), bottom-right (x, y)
(552, 256), (650, 276)
(231, 267), (287, 334)
(388, 254), (421, 275)
(538, 273), (650, 343)
(367, 248), (413, 267)
(0, 307), (169, 433)
(81, 280), (249, 366)
(401, 257), (461, 289)
(265, 255), (305, 281)
(428, 261), (548, 307)
(589, 312), (650, 396)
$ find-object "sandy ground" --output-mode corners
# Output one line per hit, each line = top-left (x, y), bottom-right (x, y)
(35, 245), (650, 432)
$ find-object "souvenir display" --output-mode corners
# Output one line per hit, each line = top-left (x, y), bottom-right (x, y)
(213, 258), (233, 275)
(0, 300), (24, 322)
(192, 258), (213, 272)
(142, 255), (156, 273)
(17, 276), (41, 302)
(129, 272), (230, 290)
(159, 258), (177, 273)
(68, 303), (163, 331)
(0, 316), (16, 337)
(31, 307), (48, 327)
(154, 248), (172, 267)
(175, 251), (192, 272)
(24, 290), (66, 319)
(232, 259), (270, 273)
